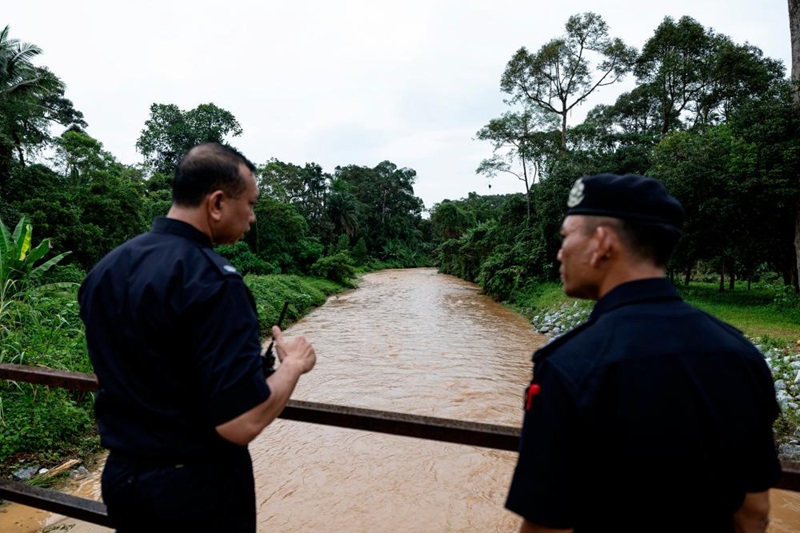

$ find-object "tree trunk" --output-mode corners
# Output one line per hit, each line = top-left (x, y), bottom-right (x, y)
(719, 264), (725, 293)
(794, 258), (800, 292)
(522, 156), (531, 226)
(792, 0), (800, 107)
(796, 205), (800, 292)
(790, 0), (800, 291)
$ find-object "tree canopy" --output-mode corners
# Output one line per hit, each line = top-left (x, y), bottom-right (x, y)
(136, 102), (243, 175)
(1, 15), (798, 293)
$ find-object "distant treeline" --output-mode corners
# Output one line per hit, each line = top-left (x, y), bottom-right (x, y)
(1, 13), (798, 298)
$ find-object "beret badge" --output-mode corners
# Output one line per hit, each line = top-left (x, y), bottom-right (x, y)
(567, 178), (585, 208)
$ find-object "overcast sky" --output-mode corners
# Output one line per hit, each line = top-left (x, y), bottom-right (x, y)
(4, 0), (793, 210)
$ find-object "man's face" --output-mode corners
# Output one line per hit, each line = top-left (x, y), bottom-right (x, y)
(557, 215), (601, 300)
(214, 164), (259, 245)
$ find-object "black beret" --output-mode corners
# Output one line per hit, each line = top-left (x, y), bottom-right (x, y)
(566, 173), (684, 231)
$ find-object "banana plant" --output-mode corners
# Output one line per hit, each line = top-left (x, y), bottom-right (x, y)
(0, 216), (70, 297)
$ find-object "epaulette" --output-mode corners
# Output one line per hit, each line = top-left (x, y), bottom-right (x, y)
(533, 318), (594, 363)
(199, 247), (242, 279)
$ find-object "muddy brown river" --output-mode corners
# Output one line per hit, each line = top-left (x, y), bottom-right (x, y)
(2, 268), (800, 532)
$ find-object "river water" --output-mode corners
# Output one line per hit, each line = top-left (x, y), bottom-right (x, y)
(2, 267), (800, 532)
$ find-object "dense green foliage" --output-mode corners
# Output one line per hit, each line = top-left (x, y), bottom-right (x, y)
(436, 13), (800, 296)
(3, 15), (797, 294)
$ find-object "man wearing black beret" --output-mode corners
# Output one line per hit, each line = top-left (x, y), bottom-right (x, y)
(504, 174), (781, 532)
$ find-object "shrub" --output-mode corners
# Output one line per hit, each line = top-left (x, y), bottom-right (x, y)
(310, 252), (356, 286)
(245, 274), (345, 334)
(216, 242), (278, 275)
(352, 237), (368, 266)
(1, 216), (70, 297)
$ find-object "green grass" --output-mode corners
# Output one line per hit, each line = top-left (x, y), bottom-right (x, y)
(676, 282), (800, 343)
(507, 281), (588, 318)
(509, 279), (800, 343)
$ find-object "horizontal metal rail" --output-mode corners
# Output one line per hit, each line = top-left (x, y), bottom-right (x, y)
(0, 363), (520, 449)
(0, 478), (113, 527)
(282, 399), (520, 450)
(2, 362), (800, 529)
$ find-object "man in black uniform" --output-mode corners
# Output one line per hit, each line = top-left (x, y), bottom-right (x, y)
(504, 174), (781, 533)
(79, 142), (316, 532)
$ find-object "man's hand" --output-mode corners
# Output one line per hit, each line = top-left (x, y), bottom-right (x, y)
(272, 325), (316, 376)
(216, 328), (316, 446)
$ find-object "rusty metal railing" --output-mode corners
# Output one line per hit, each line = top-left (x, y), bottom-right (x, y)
(2, 362), (799, 528)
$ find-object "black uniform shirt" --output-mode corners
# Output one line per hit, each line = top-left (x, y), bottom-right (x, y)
(505, 278), (781, 532)
(79, 217), (271, 462)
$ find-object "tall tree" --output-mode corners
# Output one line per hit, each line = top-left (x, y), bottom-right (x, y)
(0, 25), (41, 97)
(792, 0), (800, 108)
(9, 130), (147, 269)
(500, 12), (636, 149)
(429, 200), (476, 242)
(334, 161), (424, 259)
(790, 0), (800, 289)
(634, 16), (783, 135)
(53, 128), (117, 185)
(635, 16), (718, 134)
(242, 195), (321, 274)
(136, 103), (243, 175)
(475, 107), (559, 223)
(0, 27), (85, 192)
(325, 179), (359, 240)
(699, 40), (784, 124)
(257, 159), (331, 239)
(728, 80), (800, 288)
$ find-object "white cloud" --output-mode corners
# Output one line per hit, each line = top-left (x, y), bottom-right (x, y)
(5, 0), (793, 209)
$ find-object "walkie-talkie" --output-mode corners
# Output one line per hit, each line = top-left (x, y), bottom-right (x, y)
(262, 300), (290, 377)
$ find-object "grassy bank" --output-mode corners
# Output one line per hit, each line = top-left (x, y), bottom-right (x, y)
(509, 279), (800, 343)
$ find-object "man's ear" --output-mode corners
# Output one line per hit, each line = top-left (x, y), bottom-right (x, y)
(590, 225), (615, 267)
(207, 190), (224, 220)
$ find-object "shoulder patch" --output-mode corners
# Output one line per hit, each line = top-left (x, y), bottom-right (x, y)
(199, 247), (243, 278)
(533, 318), (594, 363)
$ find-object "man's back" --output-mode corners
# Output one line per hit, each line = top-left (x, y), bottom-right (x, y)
(79, 218), (266, 461)
(508, 278), (781, 532)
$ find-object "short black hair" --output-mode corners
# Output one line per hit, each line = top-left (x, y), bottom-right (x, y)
(609, 218), (681, 267)
(172, 143), (256, 207)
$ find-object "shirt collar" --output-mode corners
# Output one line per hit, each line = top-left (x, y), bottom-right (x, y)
(590, 278), (682, 320)
(150, 217), (212, 247)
